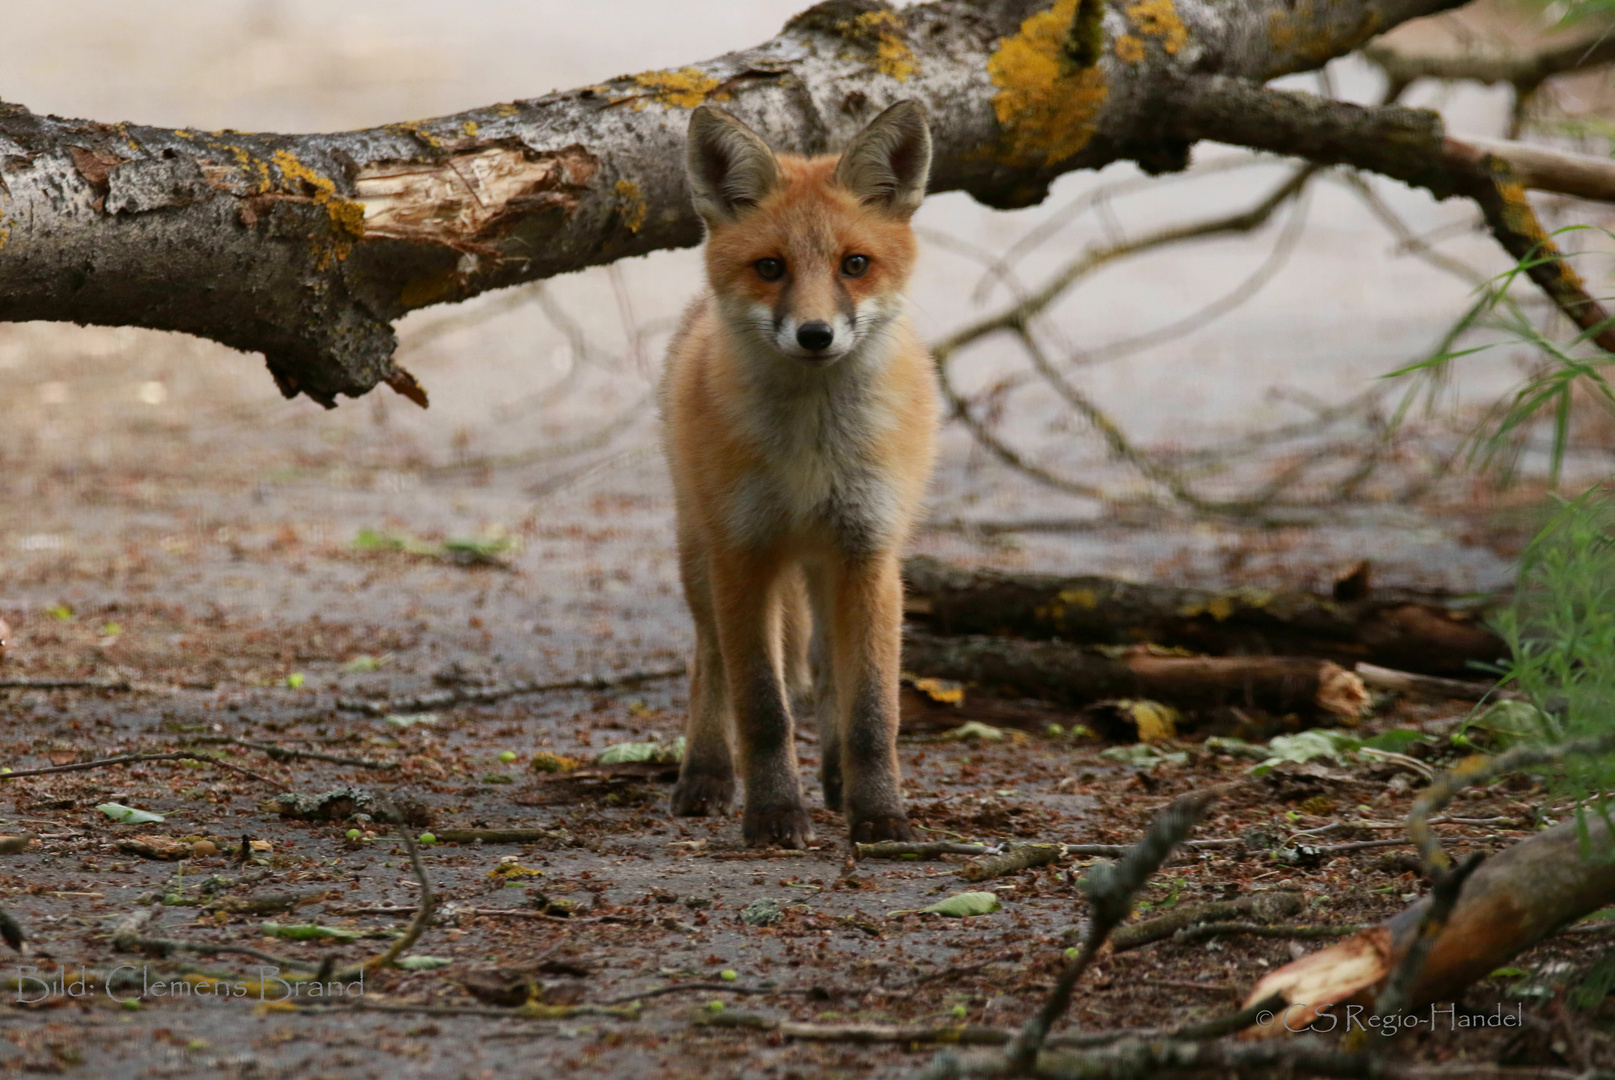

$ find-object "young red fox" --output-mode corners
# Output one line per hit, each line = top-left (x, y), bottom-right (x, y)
(660, 101), (938, 848)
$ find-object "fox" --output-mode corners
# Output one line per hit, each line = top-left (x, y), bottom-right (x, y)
(659, 100), (938, 848)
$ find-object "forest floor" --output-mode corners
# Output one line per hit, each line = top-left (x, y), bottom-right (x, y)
(1, 326), (1612, 1079)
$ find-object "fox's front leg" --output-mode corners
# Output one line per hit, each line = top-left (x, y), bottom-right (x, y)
(831, 553), (913, 843)
(711, 549), (814, 848)
(671, 541), (736, 817)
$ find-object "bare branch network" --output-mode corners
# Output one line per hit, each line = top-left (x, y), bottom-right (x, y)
(3, 0), (1615, 412)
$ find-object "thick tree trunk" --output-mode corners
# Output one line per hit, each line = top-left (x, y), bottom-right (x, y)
(0, 0), (1476, 405)
(902, 556), (1506, 676)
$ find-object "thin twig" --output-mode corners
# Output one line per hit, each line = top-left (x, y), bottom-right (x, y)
(336, 666), (685, 716)
(0, 750), (281, 786)
(185, 736), (398, 771)
(1006, 791), (1219, 1071)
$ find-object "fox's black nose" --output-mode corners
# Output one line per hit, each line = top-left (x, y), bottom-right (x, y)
(796, 322), (834, 352)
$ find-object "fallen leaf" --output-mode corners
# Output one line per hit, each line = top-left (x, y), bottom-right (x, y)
(936, 721), (1006, 742)
(911, 891), (1002, 918)
(97, 803), (165, 825)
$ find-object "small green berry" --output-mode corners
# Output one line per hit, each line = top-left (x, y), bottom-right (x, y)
(417, 832), (437, 845)
(951, 1004), (968, 1019)
(719, 969), (738, 982)
(707, 1000), (725, 1012)
(346, 829), (362, 841)
(1064, 947), (1079, 960)
(498, 751), (517, 763)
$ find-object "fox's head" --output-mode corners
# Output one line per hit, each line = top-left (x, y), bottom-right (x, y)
(685, 100), (931, 367)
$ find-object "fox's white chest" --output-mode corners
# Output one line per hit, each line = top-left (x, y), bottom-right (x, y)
(726, 369), (900, 555)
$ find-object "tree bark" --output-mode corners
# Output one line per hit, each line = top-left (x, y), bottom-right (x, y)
(902, 628), (1368, 715)
(903, 556), (1506, 676)
(1244, 813), (1615, 1032)
(0, 0), (1489, 405)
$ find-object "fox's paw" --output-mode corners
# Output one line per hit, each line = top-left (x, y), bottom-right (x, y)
(671, 772), (734, 817)
(742, 804), (815, 849)
(849, 812), (914, 844)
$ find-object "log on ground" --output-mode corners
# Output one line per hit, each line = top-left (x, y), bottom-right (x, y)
(902, 630), (1368, 716)
(903, 556), (1505, 677)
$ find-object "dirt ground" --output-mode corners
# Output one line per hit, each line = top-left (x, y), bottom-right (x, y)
(6, 2), (1615, 1075)
(1, 311), (1611, 1080)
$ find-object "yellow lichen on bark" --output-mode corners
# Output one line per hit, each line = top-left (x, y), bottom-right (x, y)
(855, 10), (917, 81)
(1266, 1), (1380, 73)
(614, 179), (647, 233)
(987, 0), (1109, 169)
(632, 67), (720, 109)
(1123, 0), (1187, 54)
(1114, 34), (1146, 62)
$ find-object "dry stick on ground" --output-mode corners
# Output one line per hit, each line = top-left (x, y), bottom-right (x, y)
(0, 749), (282, 786)
(903, 556), (1504, 677)
(858, 839), (1242, 861)
(333, 831), (434, 981)
(1173, 921), (1366, 945)
(0, 674), (131, 690)
(185, 735), (398, 771)
(903, 630), (1369, 716)
(1111, 891), (1303, 951)
(1003, 790), (1220, 1074)
(1354, 663), (1522, 702)
(1246, 733), (1615, 1033)
(334, 666), (685, 716)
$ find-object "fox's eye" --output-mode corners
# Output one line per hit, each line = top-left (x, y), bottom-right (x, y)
(841, 254), (870, 277)
(754, 258), (785, 281)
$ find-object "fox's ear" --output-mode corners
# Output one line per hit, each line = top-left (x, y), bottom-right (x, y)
(834, 100), (931, 218)
(686, 106), (781, 225)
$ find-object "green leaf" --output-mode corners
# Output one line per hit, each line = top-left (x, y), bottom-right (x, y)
(261, 922), (361, 942)
(97, 802), (165, 824)
(598, 737), (685, 765)
(396, 955), (452, 971)
(920, 891), (1002, 917)
(1249, 730), (1361, 775)
(1099, 744), (1188, 767)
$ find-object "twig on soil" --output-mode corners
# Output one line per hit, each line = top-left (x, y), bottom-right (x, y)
(335, 666), (685, 716)
(1111, 891), (1303, 951)
(0, 750), (282, 785)
(1354, 663), (1521, 703)
(1005, 790), (1220, 1071)
(432, 828), (570, 844)
(335, 831), (434, 979)
(0, 677), (132, 691)
(296, 1000), (640, 1020)
(112, 931), (310, 971)
(600, 981), (812, 1005)
(186, 736), (398, 771)
(959, 844), (1065, 882)
(1172, 920), (1365, 945)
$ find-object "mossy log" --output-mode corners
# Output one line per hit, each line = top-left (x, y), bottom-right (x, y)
(903, 557), (1505, 677)
(902, 630), (1367, 715)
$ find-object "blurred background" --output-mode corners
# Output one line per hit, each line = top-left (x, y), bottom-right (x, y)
(2, 0), (1612, 686)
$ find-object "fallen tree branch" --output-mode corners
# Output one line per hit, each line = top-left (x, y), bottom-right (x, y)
(903, 556), (1505, 677)
(335, 666), (685, 716)
(1354, 663), (1519, 702)
(903, 630), (1367, 716)
(16, 0), (1605, 405)
(0, 749), (281, 785)
(1111, 891), (1302, 951)
(1246, 765), (1615, 1033)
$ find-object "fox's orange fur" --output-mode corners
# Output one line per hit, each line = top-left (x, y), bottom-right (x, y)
(661, 101), (938, 847)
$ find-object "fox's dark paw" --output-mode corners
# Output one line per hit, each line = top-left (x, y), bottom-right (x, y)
(849, 812), (914, 844)
(743, 804), (815, 849)
(670, 772), (734, 817)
